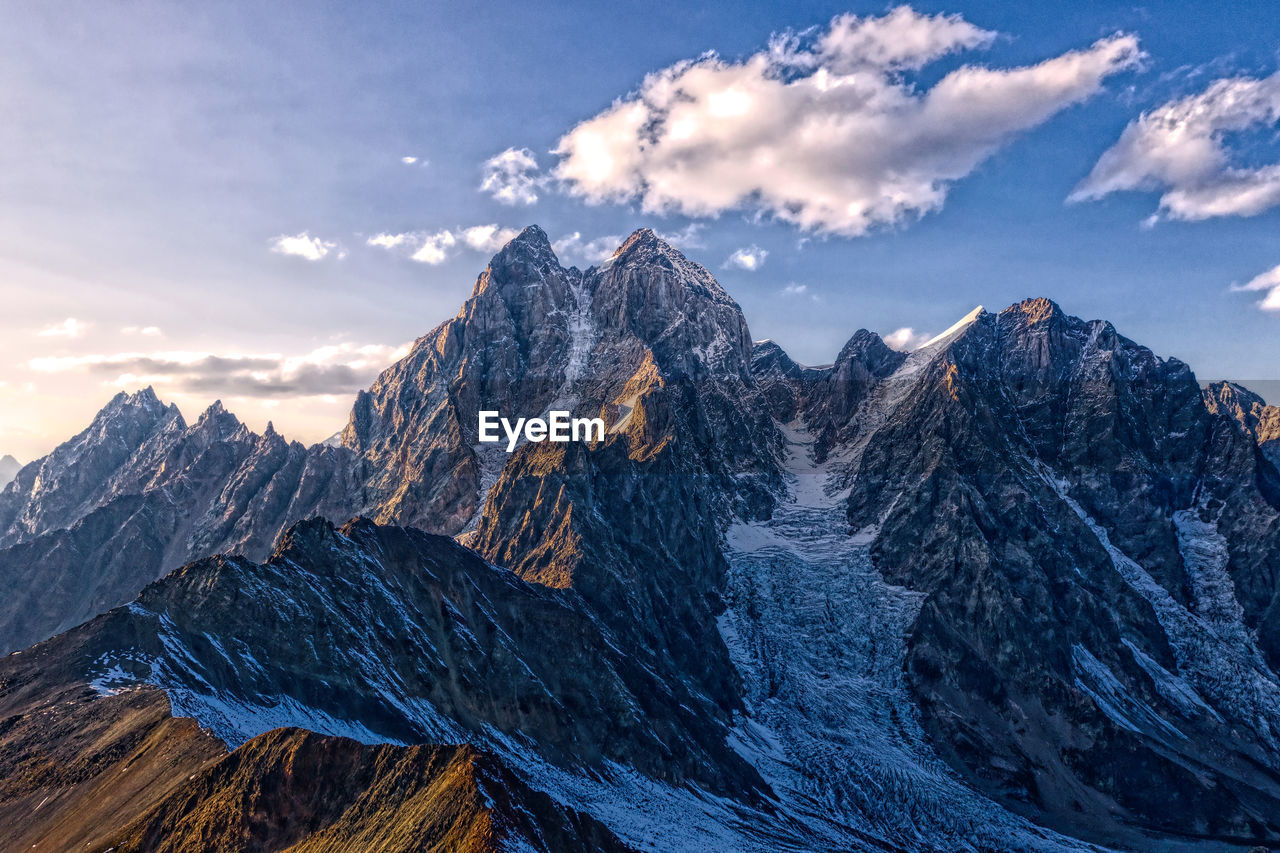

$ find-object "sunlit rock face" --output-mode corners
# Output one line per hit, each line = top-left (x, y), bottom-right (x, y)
(2, 229), (1280, 850)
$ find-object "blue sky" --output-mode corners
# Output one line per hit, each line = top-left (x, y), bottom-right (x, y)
(2, 0), (1279, 459)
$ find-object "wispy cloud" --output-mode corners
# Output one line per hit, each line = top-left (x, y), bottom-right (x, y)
(725, 245), (768, 271)
(1235, 264), (1280, 312)
(121, 325), (163, 337)
(36, 318), (88, 338)
(269, 232), (342, 261)
(29, 342), (412, 399)
(553, 7), (1140, 236)
(780, 283), (807, 296)
(883, 326), (933, 351)
(480, 147), (542, 205)
(658, 223), (707, 249)
(367, 225), (520, 265)
(1072, 72), (1280, 222)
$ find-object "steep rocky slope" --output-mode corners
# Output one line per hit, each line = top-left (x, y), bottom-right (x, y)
(2, 228), (1279, 850)
(0, 679), (627, 853)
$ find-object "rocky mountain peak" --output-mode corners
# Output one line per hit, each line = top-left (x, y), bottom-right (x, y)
(471, 224), (564, 302)
(1205, 380), (1280, 467)
(1005, 296), (1063, 325)
(91, 386), (168, 428)
(191, 400), (241, 437)
(588, 228), (749, 380)
(605, 227), (733, 303)
(835, 329), (904, 374)
(611, 226), (661, 257)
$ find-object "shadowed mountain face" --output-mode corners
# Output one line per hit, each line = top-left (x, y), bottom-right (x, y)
(1, 228), (1279, 850)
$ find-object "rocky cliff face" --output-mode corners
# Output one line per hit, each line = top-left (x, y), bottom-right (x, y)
(1, 229), (1279, 850)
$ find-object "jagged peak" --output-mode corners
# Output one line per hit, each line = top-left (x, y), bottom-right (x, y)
(1210, 380), (1266, 407)
(601, 226), (737, 308)
(832, 329), (906, 379)
(470, 224), (563, 300)
(837, 329), (891, 359)
(493, 224), (556, 266)
(128, 386), (162, 406)
(919, 305), (987, 350)
(1000, 297), (1063, 326)
(613, 227), (662, 256)
(190, 400), (244, 440)
(608, 227), (698, 271)
(100, 386), (163, 415)
(512, 223), (550, 244)
(259, 420), (282, 445)
(751, 338), (797, 367)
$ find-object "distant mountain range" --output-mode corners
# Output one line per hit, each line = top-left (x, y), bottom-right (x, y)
(2, 227), (1279, 851)
(0, 455), (19, 488)
(1204, 379), (1280, 406)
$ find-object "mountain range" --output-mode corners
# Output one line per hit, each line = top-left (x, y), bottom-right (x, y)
(2, 226), (1279, 851)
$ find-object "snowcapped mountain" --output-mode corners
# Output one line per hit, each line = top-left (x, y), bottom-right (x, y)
(1, 227), (1279, 850)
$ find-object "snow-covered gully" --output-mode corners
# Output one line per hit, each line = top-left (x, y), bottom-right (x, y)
(718, 418), (1103, 852)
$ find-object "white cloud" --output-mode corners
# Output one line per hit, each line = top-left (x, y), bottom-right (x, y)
(411, 230), (458, 265)
(553, 7), (1140, 236)
(367, 225), (520, 265)
(366, 232), (412, 249)
(551, 231), (625, 265)
(36, 318), (88, 338)
(122, 325), (163, 337)
(780, 282), (820, 302)
(29, 341), (412, 399)
(657, 223), (707, 249)
(810, 6), (994, 72)
(270, 232), (339, 261)
(883, 326), (933, 350)
(1072, 72), (1280, 221)
(480, 147), (542, 205)
(725, 245), (768, 271)
(551, 226), (705, 266)
(458, 224), (521, 252)
(1235, 264), (1280, 312)
(401, 156), (418, 164)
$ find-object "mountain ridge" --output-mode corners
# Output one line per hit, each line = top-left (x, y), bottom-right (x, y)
(1, 227), (1279, 849)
